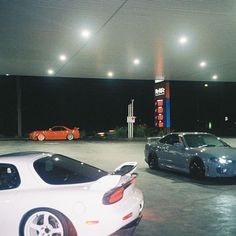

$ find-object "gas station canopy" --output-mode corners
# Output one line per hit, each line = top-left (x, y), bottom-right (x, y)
(1, 1), (236, 81)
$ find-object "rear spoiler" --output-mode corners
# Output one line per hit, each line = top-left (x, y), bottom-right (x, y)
(90, 162), (138, 192)
(112, 161), (137, 176)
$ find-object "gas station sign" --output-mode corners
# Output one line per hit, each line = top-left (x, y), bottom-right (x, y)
(154, 81), (170, 129)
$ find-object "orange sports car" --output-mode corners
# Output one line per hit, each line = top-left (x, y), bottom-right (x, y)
(29, 126), (80, 141)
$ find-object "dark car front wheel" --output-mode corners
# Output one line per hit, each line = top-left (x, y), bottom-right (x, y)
(189, 158), (205, 179)
(148, 153), (159, 170)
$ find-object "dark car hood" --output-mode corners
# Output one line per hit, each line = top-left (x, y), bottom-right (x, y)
(195, 146), (236, 160)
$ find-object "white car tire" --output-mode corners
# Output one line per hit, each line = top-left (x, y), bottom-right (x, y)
(20, 208), (71, 236)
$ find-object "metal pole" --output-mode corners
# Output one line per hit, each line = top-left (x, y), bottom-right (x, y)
(127, 104), (129, 138)
(131, 99), (134, 138)
(17, 78), (22, 137)
(128, 103), (131, 138)
(127, 99), (134, 139)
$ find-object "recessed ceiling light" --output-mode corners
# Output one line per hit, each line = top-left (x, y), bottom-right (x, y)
(107, 71), (113, 77)
(47, 69), (54, 75)
(204, 83), (208, 87)
(5, 73), (10, 76)
(212, 74), (218, 80)
(199, 61), (207, 68)
(133, 58), (140, 65)
(59, 54), (67, 61)
(179, 36), (188, 45)
(81, 29), (91, 39)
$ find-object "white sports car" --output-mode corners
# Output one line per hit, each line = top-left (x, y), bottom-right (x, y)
(0, 151), (144, 236)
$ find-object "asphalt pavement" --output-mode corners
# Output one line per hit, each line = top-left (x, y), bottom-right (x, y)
(1, 138), (236, 236)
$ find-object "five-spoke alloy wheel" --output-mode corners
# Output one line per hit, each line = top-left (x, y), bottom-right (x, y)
(20, 208), (70, 236)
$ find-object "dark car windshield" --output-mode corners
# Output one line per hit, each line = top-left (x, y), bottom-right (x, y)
(183, 134), (229, 148)
(34, 154), (107, 185)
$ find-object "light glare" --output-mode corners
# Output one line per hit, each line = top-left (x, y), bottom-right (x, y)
(219, 157), (227, 164)
(212, 74), (218, 80)
(59, 54), (67, 61)
(81, 29), (91, 39)
(48, 69), (54, 75)
(179, 36), (188, 45)
(107, 71), (113, 77)
(133, 58), (140, 65)
(199, 61), (207, 68)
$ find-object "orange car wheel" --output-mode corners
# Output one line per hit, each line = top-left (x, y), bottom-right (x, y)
(67, 134), (74, 140)
(37, 134), (45, 141)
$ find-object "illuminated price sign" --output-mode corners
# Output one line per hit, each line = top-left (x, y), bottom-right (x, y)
(154, 81), (170, 129)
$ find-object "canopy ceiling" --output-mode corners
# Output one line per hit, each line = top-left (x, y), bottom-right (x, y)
(1, 0), (236, 81)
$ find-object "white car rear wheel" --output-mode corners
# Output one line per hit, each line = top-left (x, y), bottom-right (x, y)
(20, 208), (70, 236)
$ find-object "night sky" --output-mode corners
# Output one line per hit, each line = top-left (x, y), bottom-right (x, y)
(170, 81), (236, 136)
(0, 76), (154, 136)
(0, 76), (236, 137)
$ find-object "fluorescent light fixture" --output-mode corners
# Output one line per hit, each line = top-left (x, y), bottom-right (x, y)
(179, 36), (188, 45)
(155, 75), (164, 83)
(107, 71), (114, 77)
(208, 122), (212, 129)
(199, 61), (207, 68)
(155, 79), (164, 83)
(212, 74), (218, 80)
(81, 29), (91, 39)
(133, 58), (140, 65)
(59, 54), (67, 61)
(47, 69), (54, 75)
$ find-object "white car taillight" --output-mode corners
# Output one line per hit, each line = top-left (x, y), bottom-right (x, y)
(102, 176), (136, 205)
